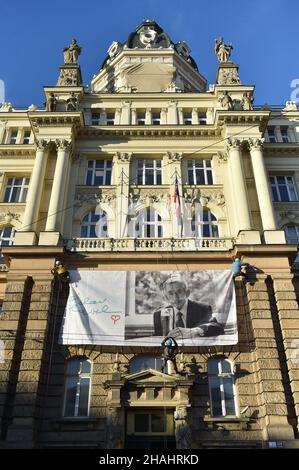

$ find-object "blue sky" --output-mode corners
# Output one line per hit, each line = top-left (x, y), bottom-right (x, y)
(1, 0), (298, 108)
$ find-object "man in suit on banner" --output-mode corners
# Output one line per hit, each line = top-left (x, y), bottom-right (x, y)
(153, 274), (224, 338)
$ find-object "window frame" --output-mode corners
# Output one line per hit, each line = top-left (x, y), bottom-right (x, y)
(9, 130), (18, 145)
(0, 226), (15, 246)
(191, 209), (219, 238)
(80, 210), (109, 238)
(135, 207), (163, 238)
(187, 159), (213, 185)
(63, 358), (92, 418)
(3, 176), (30, 203)
(23, 130), (31, 144)
(280, 127), (289, 143)
(86, 159), (112, 186)
(137, 159), (162, 185)
(284, 225), (299, 244)
(130, 355), (163, 373)
(267, 128), (277, 143)
(270, 175), (298, 202)
(208, 358), (237, 418)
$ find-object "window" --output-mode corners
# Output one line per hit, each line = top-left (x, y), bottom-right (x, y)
(80, 210), (108, 238)
(152, 112), (161, 125)
(199, 115), (207, 125)
(64, 358), (91, 417)
(130, 356), (162, 373)
(106, 112), (115, 125)
(270, 176), (298, 202)
(281, 128), (289, 143)
(135, 207), (163, 238)
(0, 226), (15, 246)
(208, 358), (237, 417)
(23, 131), (31, 144)
(137, 160), (162, 185)
(285, 225), (299, 244)
(91, 113), (101, 125)
(127, 410), (174, 436)
(9, 130), (18, 145)
(137, 112), (146, 125)
(187, 159), (213, 185)
(3, 177), (29, 203)
(267, 128), (276, 143)
(192, 209), (219, 237)
(86, 160), (112, 185)
(183, 113), (192, 125)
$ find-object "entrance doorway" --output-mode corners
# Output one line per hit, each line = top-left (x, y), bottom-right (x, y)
(125, 409), (176, 449)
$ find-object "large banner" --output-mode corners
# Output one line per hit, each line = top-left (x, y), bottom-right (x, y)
(59, 270), (237, 346)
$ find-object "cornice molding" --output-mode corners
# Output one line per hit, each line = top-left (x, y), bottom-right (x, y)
(28, 112), (84, 130)
(79, 125), (221, 139)
(0, 145), (36, 157)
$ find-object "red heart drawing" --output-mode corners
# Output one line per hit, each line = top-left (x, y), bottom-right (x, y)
(111, 314), (121, 324)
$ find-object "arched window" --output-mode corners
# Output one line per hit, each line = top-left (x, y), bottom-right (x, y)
(192, 209), (219, 237)
(130, 355), (162, 373)
(0, 226), (15, 246)
(208, 358), (237, 417)
(135, 207), (163, 238)
(63, 358), (92, 417)
(284, 225), (299, 244)
(80, 210), (108, 238)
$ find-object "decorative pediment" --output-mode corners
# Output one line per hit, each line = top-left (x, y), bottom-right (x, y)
(124, 368), (179, 385)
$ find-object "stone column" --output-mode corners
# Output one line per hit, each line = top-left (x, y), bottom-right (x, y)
(0, 120), (7, 144)
(131, 108), (137, 125)
(274, 126), (283, 142)
(167, 152), (183, 237)
(248, 138), (276, 230)
(192, 108), (199, 125)
(145, 108), (152, 125)
(45, 140), (72, 233)
(15, 140), (50, 246)
(100, 109), (106, 125)
(272, 274), (299, 433)
(167, 101), (178, 124)
(114, 153), (132, 238)
(120, 102), (130, 125)
(178, 107), (184, 124)
(62, 153), (80, 240)
(246, 276), (295, 442)
(115, 108), (121, 125)
(226, 138), (252, 231)
(161, 108), (167, 125)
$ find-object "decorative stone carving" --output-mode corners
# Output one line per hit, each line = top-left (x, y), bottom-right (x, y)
(108, 41), (122, 59)
(139, 27), (157, 46)
(0, 211), (20, 224)
(63, 39), (81, 64)
(248, 137), (264, 150)
(218, 91), (234, 110)
(66, 92), (78, 111)
(113, 352), (121, 371)
(45, 92), (57, 112)
(176, 41), (191, 59)
(183, 188), (225, 206)
(0, 102), (13, 112)
(116, 152), (132, 162)
(57, 68), (81, 86)
(226, 137), (241, 150)
(55, 139), (72, 151)
(130, 187), (170, 206)
(217, 151), (228, 163)
(36, 139), (49, 150)
(283, 100), (298, 111)
(167, 152), (183, 162)
(241, 92), (254, 111)
(75, 189), (116, 207)
(217, 67), (241, 85)
(214, 37), (233, 63)
(28, 104), (37, 111)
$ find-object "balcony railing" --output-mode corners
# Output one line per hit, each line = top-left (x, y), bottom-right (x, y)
(65, 237), (234, 252)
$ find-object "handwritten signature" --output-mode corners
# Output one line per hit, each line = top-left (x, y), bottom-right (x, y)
(68, 297), (122, 316)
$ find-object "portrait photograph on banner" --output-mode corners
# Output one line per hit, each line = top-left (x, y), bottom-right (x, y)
(60, 270), (237, 346)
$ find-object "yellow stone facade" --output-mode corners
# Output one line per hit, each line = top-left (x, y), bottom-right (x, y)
(0, 20), (298, 449)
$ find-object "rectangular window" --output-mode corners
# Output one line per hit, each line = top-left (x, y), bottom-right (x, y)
(23, 131), (31, 144)
(137, 113), (146, 125)
(106, 112), (115, 125)
(91, 113), (101, 125)
(152, 113), (161, 125)
(187, 159), (213, 185)
(86, 160), (112, 185)
(183, 113), (192, 125)
(270, 175), (298, 202)
(267, 128), (276, 143)
(3, 177), (29, 202)
(137, 160), (162, 185)
(9, 130), (18, 145)
(281, 128), (289, 143)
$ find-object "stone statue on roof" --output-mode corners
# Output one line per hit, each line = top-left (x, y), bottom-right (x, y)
(214, 37), (233, 63)
(63, 39), (81, 64)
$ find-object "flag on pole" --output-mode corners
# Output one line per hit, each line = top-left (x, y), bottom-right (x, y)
(174, 176), (183, 228)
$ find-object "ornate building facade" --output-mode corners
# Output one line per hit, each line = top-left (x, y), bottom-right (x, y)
(0, 20), (298, 449)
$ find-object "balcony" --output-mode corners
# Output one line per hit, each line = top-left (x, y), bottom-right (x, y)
(65, 237), (234, 252)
